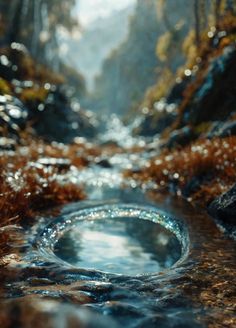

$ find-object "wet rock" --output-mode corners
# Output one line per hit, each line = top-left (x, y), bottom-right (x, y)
(139, 314), (202, 328)
(0, 94), (28, 137)
(207, 119), (236, 138)
(37, 158), (71, 171)
(182, 173), (214, 198)
(26, 277), (55, 286)
(96, 158), (112, 168)
(0, 137), (16, 150)
(109, 288), (141, 302)
(26, 87), (68, 141)
(138, 315), (170, 328)
(0, 44), (29, 83)
(137, 111), (176, 137)
(218, 120), (236, 137)
(103, 300), (144, 319)
(135, 100), (177, 137)
(208, 183), (236, 238)
(164, 126), (197, 149)
(26, 86), (97, 143)
(62, 290), (95, 304)
(0, 44), (97, 143)
(0, 54), (15, 81)
(166, 77), (190, 104)
(186, 46), (236, 125)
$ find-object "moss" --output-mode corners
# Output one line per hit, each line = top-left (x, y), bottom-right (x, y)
(0, 78), (11, 95)
(156, 31), (174, 62)
(193, 122), (213, 135)
(20, 87), (48, 103)
(142, 68), (174, 108)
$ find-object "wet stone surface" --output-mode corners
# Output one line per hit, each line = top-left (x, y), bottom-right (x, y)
(208, 183), (236, 239)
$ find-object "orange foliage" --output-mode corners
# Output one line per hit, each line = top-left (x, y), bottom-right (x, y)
(126, 136), (236, 204)
(0, 136), (95, 257)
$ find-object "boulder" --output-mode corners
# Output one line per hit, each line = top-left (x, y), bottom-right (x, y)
(136, 111), (176, 137)
(185, 46), (236, 125)
(26, 86), (97, 143)
(207, 119), (236, 138)
(135, 100), (177, 137)
(0, 94), (28, 136)
(164, 126), (197, 149)
(208, 183), (236, 239)
(166, 77), (190, 104)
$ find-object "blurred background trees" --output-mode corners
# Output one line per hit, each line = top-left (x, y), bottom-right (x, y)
(0, 0), (78, 70)
(0, 0), (236, 117)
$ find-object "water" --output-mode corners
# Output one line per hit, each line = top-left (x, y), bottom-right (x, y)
(1, 194), (235, 328)
(0, 116), (235, 328)
(39, 204), (183, 275)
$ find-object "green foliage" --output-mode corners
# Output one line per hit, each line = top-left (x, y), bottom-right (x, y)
(142, 68), (174, 108)
(140, 1), (194, 107)
(156, 21), (185, 64)
(156, 31), (172, 62)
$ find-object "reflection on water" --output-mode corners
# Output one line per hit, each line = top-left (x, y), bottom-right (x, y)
(54, 216), (181, 275)
(1, 196), (235, 328)
(38, 203), (187, 276)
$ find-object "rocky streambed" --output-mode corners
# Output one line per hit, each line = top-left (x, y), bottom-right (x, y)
(0, 118), (235, 328)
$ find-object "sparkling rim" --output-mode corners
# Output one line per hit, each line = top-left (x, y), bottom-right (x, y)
(36, 203), (189, 276)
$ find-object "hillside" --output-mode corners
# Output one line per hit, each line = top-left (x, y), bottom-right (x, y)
(89, 0), (193, 115)
(62, 5), (135, 91)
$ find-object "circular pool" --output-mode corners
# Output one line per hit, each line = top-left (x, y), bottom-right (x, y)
(37, 204), (188, 275)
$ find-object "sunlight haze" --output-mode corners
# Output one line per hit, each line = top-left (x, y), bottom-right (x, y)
(77, 0), (136, 26)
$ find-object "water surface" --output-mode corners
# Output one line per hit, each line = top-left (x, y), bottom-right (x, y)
(52, 210), (182, 275)
(0, 116), (235, 328)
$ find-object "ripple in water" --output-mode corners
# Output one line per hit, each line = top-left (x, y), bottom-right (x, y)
(38, 204), (186, 275)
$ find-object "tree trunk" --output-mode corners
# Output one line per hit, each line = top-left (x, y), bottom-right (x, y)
(194, 0), (200, 47)
(214, 0), (222, 27)
(200, 0), (207, 29)
(7, 0), (23, 44)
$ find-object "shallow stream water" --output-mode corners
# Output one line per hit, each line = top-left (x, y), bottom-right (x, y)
(0, 116), (235, 328)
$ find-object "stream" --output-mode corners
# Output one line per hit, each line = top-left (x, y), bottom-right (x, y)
(0, 115), (235, 328)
